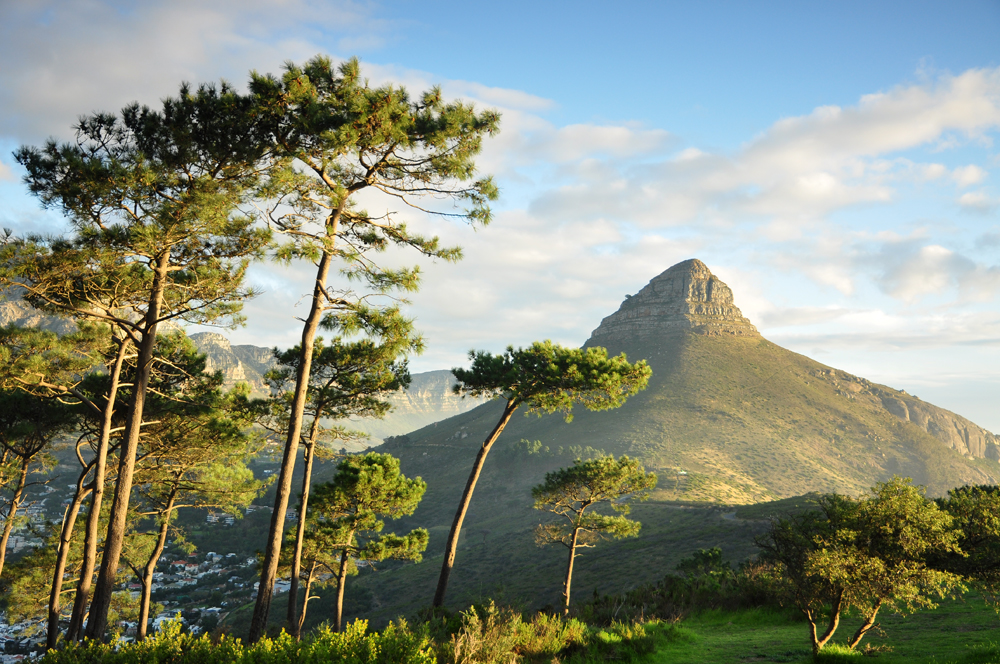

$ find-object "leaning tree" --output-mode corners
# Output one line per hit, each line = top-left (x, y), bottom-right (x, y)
(246, 55), (499, 640)
(433, 341), (651, 608)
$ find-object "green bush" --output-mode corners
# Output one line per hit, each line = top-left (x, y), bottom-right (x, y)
(39, 606), (671, 664)
(39, 615), (435, 664)
(813, 643), (862, 663)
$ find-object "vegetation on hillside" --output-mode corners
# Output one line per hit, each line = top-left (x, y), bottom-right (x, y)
(2, 52), (1000, 664)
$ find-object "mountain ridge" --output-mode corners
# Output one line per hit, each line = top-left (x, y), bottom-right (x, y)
(376, 259), (998, 503)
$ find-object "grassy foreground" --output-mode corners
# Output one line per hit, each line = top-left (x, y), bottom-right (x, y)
(650, 595), (1000, 664)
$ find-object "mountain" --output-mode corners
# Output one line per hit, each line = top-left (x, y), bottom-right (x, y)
(378, 259), (999, 503)
(227, 259), (1000, 631)
(277, 258), (998, 624)
(188, 333), (485, 444)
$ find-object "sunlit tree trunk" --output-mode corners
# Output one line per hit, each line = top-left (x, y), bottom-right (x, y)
(297, 559), (318, 636)
(250, 246), (335, 642)
(137, 491), (176, 641)
(0, 461), (30, 577)
(47, 478), (92, 649)
(562, 527), (581, 616)
(287, 415), (322, 638)
(67, 336), (128, 641)
(433, 399), (518, 608)
(806, 589), (844, 654)
(334, 530), (355, 632)
(85, 254), (169, 640)
(846, 599), (881, 650)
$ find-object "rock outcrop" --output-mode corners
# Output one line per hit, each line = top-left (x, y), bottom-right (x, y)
(189, 332), (275, 396)
(587, 259), (759, 344)
(0, 297), (76, 334)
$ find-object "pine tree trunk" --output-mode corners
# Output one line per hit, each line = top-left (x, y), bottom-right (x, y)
(562, 528), (580, 616)
(287, 420), (321, 639)
(249, 249), (334, 642)
(846, 599), (881, 650)
(137, 493), (176, 641)
(334, 534), (353, 633)
(297, 560), (317, 636)
(433, 398), (519, 608)
(67, 337), (127, 642)
(46, 479), (92, 649)
(85, 253), (169, 640)
(0, 461), (30, 578)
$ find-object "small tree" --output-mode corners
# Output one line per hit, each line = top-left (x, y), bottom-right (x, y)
(758, 478), (964, 654)
(277, 514), (345, 636)
(0, 390), (75, 577)
(532, 455), (656, 615)
(433, 341), (651, 608)
(309, 453), (428, 632)
(936, 485), (1000, 603)
(262, 328), (415, 637)
(756, 493), (857, 653)
(127, 369), (267, 640)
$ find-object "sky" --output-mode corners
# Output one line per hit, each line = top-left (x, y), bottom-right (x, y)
(1, 1), (999, 431)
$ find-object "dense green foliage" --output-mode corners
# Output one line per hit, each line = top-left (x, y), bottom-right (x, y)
(757, 478), (964, 653)
(309, 453), (428, 631)
(453, 342), (652, 420)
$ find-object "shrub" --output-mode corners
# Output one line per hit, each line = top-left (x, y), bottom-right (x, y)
(38, 615), (435, 664)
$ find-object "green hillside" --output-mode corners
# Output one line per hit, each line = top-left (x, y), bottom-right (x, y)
(225, 259), (1000, 632)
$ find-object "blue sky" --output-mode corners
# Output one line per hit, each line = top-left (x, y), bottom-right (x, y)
(1, 1), (999, 430)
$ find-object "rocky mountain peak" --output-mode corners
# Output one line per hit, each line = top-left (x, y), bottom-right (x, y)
(586, 258), (759, 344)
(189, 332), (232, 352)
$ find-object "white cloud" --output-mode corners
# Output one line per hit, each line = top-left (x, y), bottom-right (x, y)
(521, 68), (1000, 229)
(0, 0), (384, 142)
(876, 244), (975, 301)
(959, 190), (999, 214)
(0, 159), (14, 182)
(953, 164), (988, 187)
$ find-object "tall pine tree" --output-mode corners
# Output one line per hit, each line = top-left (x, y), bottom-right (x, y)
(246, 55), (499, 640)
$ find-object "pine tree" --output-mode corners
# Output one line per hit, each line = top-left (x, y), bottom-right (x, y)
(0, 390), (76, 577)
(10, 81), (272, 639)
(433, 341), (651, 608)
(246, 55), (498, 640)
(532, 455), (656, 614)
(263, 326), (415, 637)
(121, 334), (267, 640)
(309, 453), (427, 632)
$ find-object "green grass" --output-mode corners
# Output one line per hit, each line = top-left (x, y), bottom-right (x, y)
(647, 594), (1000, 664)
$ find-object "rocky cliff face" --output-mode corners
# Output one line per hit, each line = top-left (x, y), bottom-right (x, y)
(189, 332), (275, 396)
(187, 334), (483, 442)
(585, 258), (998, 463)
(588, 258), (759, 344)
(875, 385), (1000, 460)
(0, 298), (76, 334)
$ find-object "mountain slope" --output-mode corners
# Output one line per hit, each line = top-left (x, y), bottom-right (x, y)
(378, 259), (999, 505)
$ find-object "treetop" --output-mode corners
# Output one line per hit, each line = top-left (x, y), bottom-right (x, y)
(452, 341), (652, 421)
